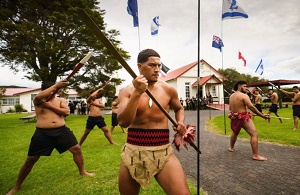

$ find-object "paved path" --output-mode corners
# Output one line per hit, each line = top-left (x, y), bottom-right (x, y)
(170, 110), (300, 195)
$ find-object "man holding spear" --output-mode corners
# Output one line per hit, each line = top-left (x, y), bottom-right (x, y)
(117, 49), (190, 194)
(79, 81), (116, 145)
(279, 86), (300, 130)
(7, 80), (95, 195)
(267, 89), (282, 124)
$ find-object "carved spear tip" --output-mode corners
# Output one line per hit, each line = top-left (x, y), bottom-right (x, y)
(80, 51), (93, 64)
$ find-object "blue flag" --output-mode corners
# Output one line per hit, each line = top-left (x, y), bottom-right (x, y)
(212, 35), (224, 52)
(127, 0), (139, 27)
(255, 59), (264, 75)
(222, 0), (248, 20)
(151, 16), (160, 35)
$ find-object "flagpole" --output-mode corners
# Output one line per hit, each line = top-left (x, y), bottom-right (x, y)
(221, 0), (227, 135)
(197, 0), (201, 194)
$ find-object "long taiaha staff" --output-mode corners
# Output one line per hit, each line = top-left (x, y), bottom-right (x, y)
(224, 89), (231, 96)
(256, 86), (269, 97)
(45, 52), (93, 102)
(78, 9), (201, 154)
(268, 82), (293, 98)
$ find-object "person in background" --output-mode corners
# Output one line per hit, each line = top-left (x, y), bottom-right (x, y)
(279, 86), (300, 130)
(79, 87), (116, 146)
(110, 96), (126, 134)
(228, 80), (269, 161)
(7, 80), (94, 195)
(267, 89), (282, 124)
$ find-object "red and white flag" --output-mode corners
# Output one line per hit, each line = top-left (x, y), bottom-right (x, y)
(238, 51), (246, 66)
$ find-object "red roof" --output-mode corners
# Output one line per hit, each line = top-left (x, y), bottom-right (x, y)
(3, 88), (36, 96)
(160, 59), (227, 81)
(191, 75), (224, 86)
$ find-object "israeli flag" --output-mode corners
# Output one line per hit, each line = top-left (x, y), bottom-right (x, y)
(222, 0), (248, 20)
(151, 16), (160, 36)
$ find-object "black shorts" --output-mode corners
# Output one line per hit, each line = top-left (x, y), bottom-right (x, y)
(255, 104), (262, 113)
(28, 126), (78, 156)
(111, 113), (119, 126)
(269, 104), (278, 113)
(293, 105), (300, 118)
(86, 116), (106, 130)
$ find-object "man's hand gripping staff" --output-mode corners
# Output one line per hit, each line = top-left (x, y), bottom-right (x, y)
(79, 9), (200, 154)
(45, 52), (93, 102)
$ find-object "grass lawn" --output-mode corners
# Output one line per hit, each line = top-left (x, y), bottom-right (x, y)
(0, 113), (199, 194)
(207, 107), (300, 147)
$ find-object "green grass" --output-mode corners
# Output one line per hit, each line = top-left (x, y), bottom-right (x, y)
(0, 113), (199, 195)
(207, 107), (300, 146)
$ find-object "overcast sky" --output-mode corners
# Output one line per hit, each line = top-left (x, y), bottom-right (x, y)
(1, 0), (299, 88)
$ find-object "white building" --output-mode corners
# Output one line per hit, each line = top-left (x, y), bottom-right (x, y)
(160, 59), (227, 106)
(0, 88), (85, 113)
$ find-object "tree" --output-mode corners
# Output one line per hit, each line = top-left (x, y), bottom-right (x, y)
(218, 68), (266, 96)
(0, 0), (129, 97)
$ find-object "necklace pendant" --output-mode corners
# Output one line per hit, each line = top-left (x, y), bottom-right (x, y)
(149, 98), (152, 107)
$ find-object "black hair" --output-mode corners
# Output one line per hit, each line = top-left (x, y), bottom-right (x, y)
(293, 86), (299, 89)
(113, 96), (118, 100)
(137, 49), (160, 63)
(268, 89), (274, 92)
(41, 81), (54, 91)
(233, 80), (247, 91)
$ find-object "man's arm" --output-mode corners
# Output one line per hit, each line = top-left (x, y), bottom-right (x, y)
(33, 80), (67, 106)
(39, 98), (70, 117)
(244, 95), (268, 119)
(118, 76), (148, 128)
(169, 86), (186, 136)
(90, 99), (104, 108)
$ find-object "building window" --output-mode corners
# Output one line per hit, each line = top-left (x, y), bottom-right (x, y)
(185, 82), (190, 98)
(212, 86), (216, 97)
(2, 98), (19, 105)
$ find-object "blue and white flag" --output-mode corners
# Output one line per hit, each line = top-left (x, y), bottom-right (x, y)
(212, 35), (224, 52)
(151, 16), (160, 35)
(255, 59), (264, 75)
(127, 0), (139, 27)
(222, 0), (248, 20)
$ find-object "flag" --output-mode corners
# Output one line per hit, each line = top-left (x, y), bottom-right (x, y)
(222, 0), (248, 20)
(212, 35), (224, 52)
(238, 51), (246, 66)
(160, 62), (170, 76)
(255, 59), (264, 75)
(127, 0), (139, 27)
(151, 16), (160, 35)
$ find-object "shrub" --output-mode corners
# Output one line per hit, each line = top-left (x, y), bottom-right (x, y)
(14, 104), (25, 113)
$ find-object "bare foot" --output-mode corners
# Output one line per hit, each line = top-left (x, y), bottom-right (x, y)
(6, 187), (20, 195)
(81, 171), (95, 177)
(228, 147), (234, 152)
(252, 155), (267, 161)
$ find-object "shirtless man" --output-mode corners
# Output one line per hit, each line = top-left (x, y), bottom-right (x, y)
(252, 89), (263, 121)
(110, 96), (126, 133)
(117, 49), (190, 195)
(228, 80), (269, 161)
(267, 89), (282, 123)
(7, 80), (94, 195)
(79, 86), (115, 146)
(280, 86), (300, 130)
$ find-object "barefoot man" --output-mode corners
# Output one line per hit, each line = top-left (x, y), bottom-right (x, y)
(228, 80), (269, 161)
(79, 85), (116, 145)
(7, 80), (94, 195)
(110, 96), (126, 134)
(267, 89), (282, 123)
